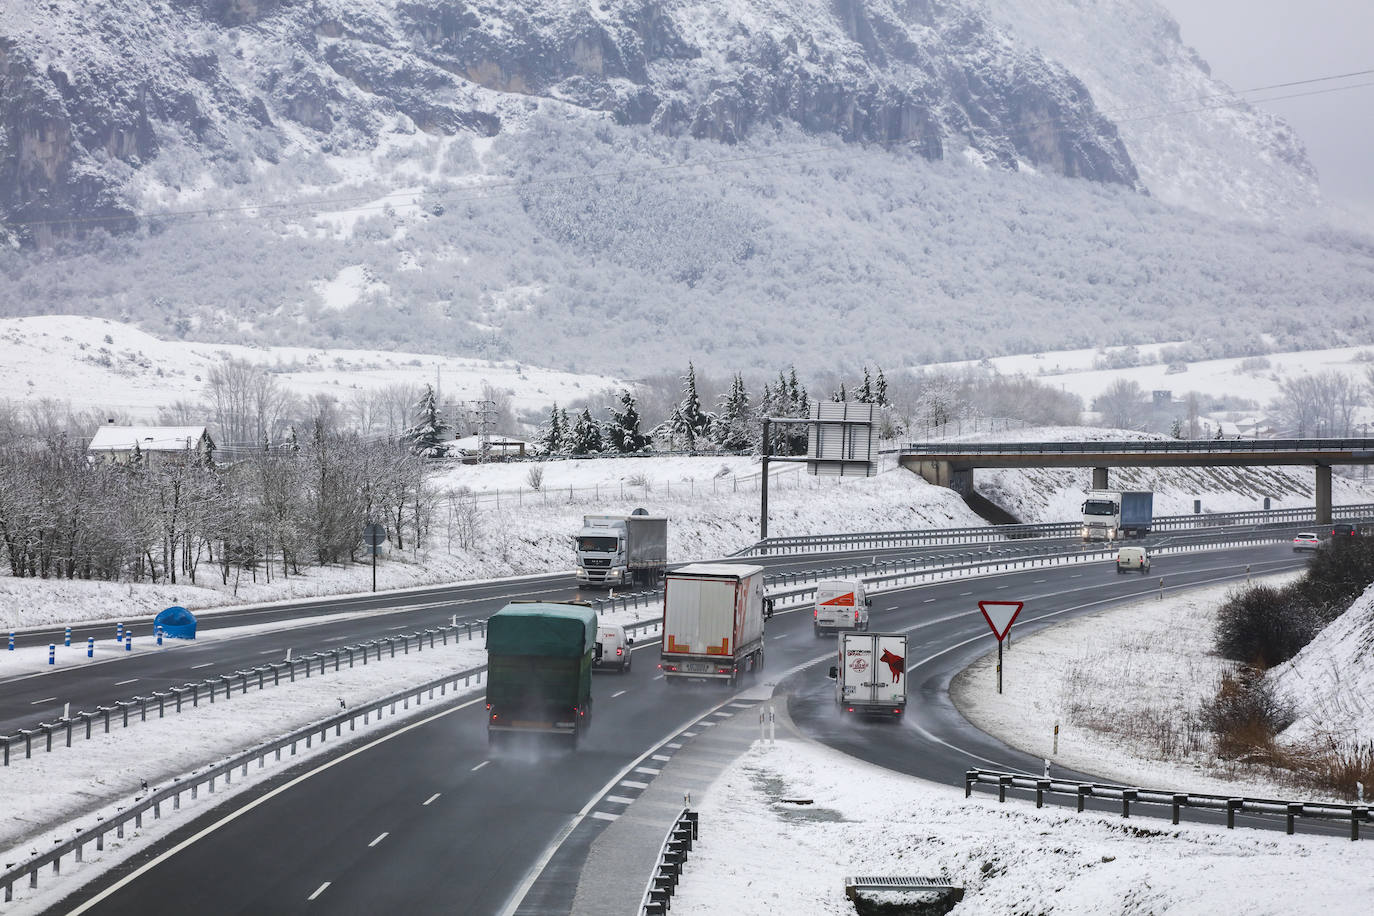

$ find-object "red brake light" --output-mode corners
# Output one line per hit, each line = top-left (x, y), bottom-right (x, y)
(616, 647), (623, 656)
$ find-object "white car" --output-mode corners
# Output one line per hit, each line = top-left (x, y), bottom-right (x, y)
(1292, 532), (1321, 552)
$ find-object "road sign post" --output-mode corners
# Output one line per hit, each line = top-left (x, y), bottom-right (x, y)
(363, 523), (387, 592)
(978, 601), (1024, 694)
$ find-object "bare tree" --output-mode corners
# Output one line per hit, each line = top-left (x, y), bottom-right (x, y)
(1094, 379), (1149, 430)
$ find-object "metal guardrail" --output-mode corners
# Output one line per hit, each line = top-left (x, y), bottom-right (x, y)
(0, 663), (489, 904)
(966, 769), (1374, 840)
(901, 437), (1374, 456)
(1, 620), (488, 766)
(734, 503), (1374, 556)
(640, 806), (699, 915)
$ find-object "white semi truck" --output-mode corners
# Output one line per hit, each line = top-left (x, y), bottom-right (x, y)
(575, 511), (668, 588)
(659, 563), (768, 686)
(1081, 489), (1153, 541)
(829, 632), (907, 717)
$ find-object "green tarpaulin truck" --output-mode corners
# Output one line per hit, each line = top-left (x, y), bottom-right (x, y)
(486, 602), (597, 747)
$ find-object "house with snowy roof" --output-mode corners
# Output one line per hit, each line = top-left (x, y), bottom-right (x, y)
(88, 425), (215, 466)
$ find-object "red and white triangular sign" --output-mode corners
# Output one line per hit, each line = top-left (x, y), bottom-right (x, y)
(978, 601), (1023, 641)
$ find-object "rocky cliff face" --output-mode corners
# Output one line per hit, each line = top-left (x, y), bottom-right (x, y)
(0, 0), (1161, 245)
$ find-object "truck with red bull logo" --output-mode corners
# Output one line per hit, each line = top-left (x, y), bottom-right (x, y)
(660, 564), (767, 686)
(828, 632), (907, 717)
(813, 578), (871, 637)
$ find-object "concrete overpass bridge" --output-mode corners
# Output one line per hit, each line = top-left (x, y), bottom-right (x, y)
(898, 438), (1374, 525)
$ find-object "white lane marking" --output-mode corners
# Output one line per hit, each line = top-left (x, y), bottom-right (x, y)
(591, 811), (619, 821)
(923, 598), (936, 603)
(115, 678), (138, 686)
(308, 882), (330, 901)
(958, 591), (972, 596)
(368, 832), (388, 848)
(423, 793), (441, 806)
(190, 662), (214, 670)
(700, 721), (716, 727)
(31, 696), (57, 705)
(620, 780), (649, 789)
(1033, 579), (1046, 584)
(605, 795), (635, 805)
(665, 742), (682, 749)
(387, 625), (407, 631)
(681, 731), (697, 738)
(727, 703), (752, 709)
(471, 760), (489, 772)
(324, 636), (352, 643)
(995, 585), (1008, 590)
(887, 606), (899, 611)
(65, 695), (487, 916)
(612, 690), (627, 698)
(711, 711), (732, 717)
(258, 649), (281, 655)
(1070, 574), (1082, 578)
(651, 754), (671, 762)
(634, 766), (661, 775)
(771, 634), (789, 640)
(653, 674), (664, 680)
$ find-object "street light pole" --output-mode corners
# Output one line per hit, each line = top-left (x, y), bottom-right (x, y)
(760, 417), (771, 546)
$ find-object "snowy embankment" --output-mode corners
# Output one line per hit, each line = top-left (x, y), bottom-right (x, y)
(967, 426), (1374, 522)
(671, 736), (1371, 916)
(0, 457), (983, 630)
(1274, 581), (1374, 748)
(951, 574), (1329, 800)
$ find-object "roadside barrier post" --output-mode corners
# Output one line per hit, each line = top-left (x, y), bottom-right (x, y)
(7, 633), (12, 651)
(64, 627), (71, 647)
(116, 623), (123, 643)
(48, 644), (54, 666)
(125, 634), (132, 652)
(87, 637), (94, 658)
(156, 626), (163, 646)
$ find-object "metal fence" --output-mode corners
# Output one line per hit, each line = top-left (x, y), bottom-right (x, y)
(901, 437), (1374, 456)
(641, 807), (699, 915)
(440, 464), (809, 510)
(0, 662), (489, 904)
(734, 503), (1374, 556)
(966, 769), (1373, 840)
(1, 620), (488, 767)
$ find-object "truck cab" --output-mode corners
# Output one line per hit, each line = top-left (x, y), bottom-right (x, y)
(1081, 490), (1121, 541)
(575, 512), (667, 588)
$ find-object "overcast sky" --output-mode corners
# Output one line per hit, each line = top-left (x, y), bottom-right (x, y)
(1158, 0), (1374, 210)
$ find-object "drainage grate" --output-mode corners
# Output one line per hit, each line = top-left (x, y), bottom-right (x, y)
(845, 876), (959, 892)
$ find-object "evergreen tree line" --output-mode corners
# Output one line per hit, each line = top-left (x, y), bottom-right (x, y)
(0, 422), (433, 589)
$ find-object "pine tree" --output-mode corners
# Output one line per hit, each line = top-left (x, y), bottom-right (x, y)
(606, 390), (651, 453)
(670, 362), (714, 452)
(403, 384), (450, 457)
(785, 366), (809, 455)
(538, 403), (566, 454)
(285, 426), (300, 454)
(832, 382), (847, 403)
(715, 373), (752, 451)
(874, 367), (889, 407)
(858, 367), (873, 404)
(570, 409), (604, 455)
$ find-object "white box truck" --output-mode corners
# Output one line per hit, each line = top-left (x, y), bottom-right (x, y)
(575, 511), (668, 588)
(813, 579), (871, 637)
(660, 563), (767, 686)
(829, 632), (907, 717)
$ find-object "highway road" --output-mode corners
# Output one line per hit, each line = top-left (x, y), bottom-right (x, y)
(43, 540), (1310, 915)
(1, 532), (1153, 736)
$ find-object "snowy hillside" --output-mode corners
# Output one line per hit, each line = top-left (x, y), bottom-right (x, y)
(1274, 582), (1374, 749)
(3, 1), (1373, 374)
(968, 427), (1374, 522)
(0, 315), (617, 420)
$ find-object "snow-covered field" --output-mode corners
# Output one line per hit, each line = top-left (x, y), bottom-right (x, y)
(923, 342), (1374, 423)
(1275, 581), (1374, 748)
(0, 315), (617, 421)
(670, 735), (1372, 916)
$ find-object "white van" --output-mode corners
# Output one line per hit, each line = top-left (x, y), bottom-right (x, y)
(1116, 546), (1151, 574)
(594, 624), (633, 672)
(813, 579), (871, 637)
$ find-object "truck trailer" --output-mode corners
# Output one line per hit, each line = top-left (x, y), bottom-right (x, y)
(575, 511), (668, 588)
(1081, 489), (1153, 541)
(486, 602), (596, 746)
(829, 632), (907, 717)
(660, 563), (767, 686)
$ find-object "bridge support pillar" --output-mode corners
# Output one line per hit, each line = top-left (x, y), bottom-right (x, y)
(1092, 467), (1109, 489)
(908, 459), (955, 489)
(1315, 465), (1332, 527)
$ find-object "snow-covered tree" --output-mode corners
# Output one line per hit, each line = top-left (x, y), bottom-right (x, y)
(874, 367), (889, 407)
(858, 368), (873, 403)
(403, 385), (450, 457)
(538, 402), (566, 454)
(606, 390), (652, 453)
(570, 409), (604, 455)
(714, 373), (752, 451)
(668, 363), (714, 451)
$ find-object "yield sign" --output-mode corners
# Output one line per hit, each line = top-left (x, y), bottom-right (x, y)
(978, 601), (1023, 641)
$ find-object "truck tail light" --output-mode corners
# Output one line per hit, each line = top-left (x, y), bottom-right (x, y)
(893, 708), (902, 715)
(717, 667), (731, 674)
(854, 610), (860, 623)
(578, 707), (585, 717)
(485, 703), (491, 710)
(813, 609), (818, 619)
(846, 707), (855, 713)
(616, 647), (623, 656)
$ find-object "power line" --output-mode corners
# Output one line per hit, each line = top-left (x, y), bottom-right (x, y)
(4, 66), (1372, 233)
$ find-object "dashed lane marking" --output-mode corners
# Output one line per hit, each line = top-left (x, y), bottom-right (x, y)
(368, 833), (388, 848)
(620, 780), (649, 790)
(666, 742), (682, 749)
(471, 761), (489, 772)
(423, 793), (441, 806)
(651, 754), (671, 762)
(115, 678), (138, 686)
(612, 690), (627, 698)
(31, 697), (57, 705)
(634, 766), (661, 776)
(681, 731), (698, 738)
(308, 883), (330, 901)
(591, 812), (619, 822)
(190, 662), (214, 669)
(605, 795), (635, 805)
(923, 598), (936, 603)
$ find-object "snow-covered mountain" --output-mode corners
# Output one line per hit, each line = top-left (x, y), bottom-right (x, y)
(0, 0), (1369, 374)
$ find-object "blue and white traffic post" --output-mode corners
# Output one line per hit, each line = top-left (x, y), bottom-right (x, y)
(49, 644), (55, 666)
(87, 636), (94, 658)
(64, 627), (71, 647)
(125, 634), (132, 652)
(116, 622), (123, 643)
(7, 632), (12, 651)
(156, 625), (163, 646)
